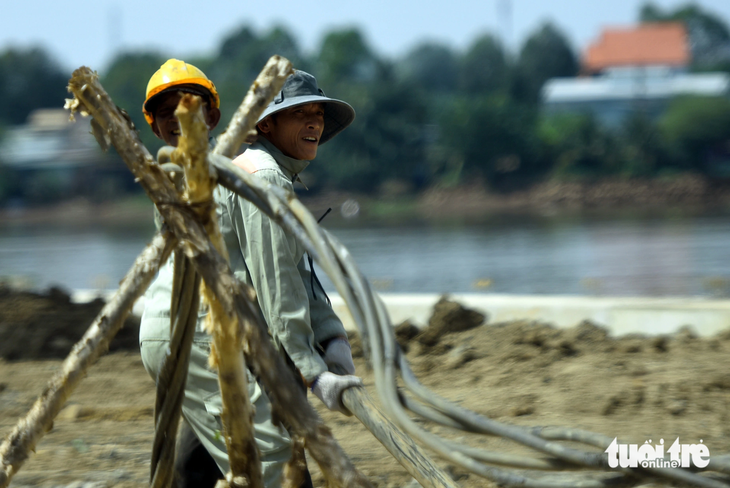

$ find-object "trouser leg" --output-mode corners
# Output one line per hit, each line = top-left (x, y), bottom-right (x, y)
(173, 419), (223, 488)
(284, 358), (314, 488)
(301, 468), (314, 488)
(141, 338), (294, 488)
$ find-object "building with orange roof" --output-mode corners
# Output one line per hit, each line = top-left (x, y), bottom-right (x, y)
(542, 23), (730, 126)
(583, 23), (690, 74)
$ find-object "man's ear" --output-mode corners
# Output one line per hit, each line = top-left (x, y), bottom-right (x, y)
(206, 107), (221, 131)
(151, 119), (163, 140)
(257, 116), (273, 135)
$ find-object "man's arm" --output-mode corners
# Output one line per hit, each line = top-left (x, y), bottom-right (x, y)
(224, 175), (328, 384)
(298, 259), (355, 374)
(297, 259), (347, 343)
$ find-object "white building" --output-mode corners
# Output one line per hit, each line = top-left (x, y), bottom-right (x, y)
(543, 68), (730, 126)
(542, 23), (730, 126)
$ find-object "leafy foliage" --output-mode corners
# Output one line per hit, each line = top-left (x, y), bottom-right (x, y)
(2, 7), (730, 205)
(101, 52), (168, 150)
(639, 2), (730, 71)
(315, 28), (384, 90)
(314, 69), (429, 192)
(398, 42), (459, 93)
(458, 34), (510, 95)
(538, 113), (621, 177)
(513, 23), (579, 103)
(440, 95), (539, 188)
(659, 96), (730, 171)
(212, 25), (309, 127)
(0, 47), (68, 125)
(619, 113), (667, 176)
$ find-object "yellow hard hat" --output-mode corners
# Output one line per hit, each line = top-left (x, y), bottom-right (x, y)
(142, 58), (220, 127)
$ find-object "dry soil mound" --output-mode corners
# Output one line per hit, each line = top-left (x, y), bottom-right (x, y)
(0, 284), (140, 361)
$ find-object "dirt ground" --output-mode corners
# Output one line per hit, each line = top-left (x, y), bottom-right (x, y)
(1, 290), (729, 487)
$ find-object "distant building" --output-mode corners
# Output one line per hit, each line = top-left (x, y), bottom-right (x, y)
(0, 109), (134, 202)
(542, 23), (730, 126)
(0, 109), (106, 170)
(583, 23), (690, 74)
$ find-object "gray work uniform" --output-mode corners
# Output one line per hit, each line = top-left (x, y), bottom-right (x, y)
(140, 137), (346, 486)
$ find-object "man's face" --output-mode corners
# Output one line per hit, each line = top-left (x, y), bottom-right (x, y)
(151, 92), (184, 147)
(258, 103), (325, 161)
(150, 90), (221, 147)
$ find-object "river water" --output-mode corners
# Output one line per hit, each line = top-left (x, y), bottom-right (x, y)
(1, 210), (729, 298)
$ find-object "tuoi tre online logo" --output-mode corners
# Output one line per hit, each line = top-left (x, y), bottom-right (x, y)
(605, 438), (710, 469)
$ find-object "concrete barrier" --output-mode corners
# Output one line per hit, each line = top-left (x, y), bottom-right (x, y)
(71, 289), (149, 318)
(329, 294), (730, 337)
(73, 290), (730, 338)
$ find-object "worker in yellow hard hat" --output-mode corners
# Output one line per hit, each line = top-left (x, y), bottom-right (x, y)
(139, 59), (311, 488)
(140, 58), (227, 488)
(142, 58), (221, 147)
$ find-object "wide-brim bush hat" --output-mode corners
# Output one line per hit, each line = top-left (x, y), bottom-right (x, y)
(257, 70), (355, 145)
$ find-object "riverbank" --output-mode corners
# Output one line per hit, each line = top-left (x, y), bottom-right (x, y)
(2, 173), (729, 227)
(287, 173), (730, 222)
(416, 174), (730, 218)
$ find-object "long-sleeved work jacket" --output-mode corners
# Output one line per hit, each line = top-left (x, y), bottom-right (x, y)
(141, 137), (345, 384)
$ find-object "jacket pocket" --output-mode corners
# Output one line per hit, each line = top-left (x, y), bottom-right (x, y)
(202, 370), (261, 416)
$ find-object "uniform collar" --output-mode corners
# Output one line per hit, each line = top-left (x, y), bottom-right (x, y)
(256, 137), (310, 179)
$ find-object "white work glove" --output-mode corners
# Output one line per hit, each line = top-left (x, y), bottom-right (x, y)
(323, 337), (356, 375)
(311, 371), (363, 416)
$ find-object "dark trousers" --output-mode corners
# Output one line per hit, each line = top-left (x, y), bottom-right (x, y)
(173, 420), (314, 488)
(173, 421), (223, 488)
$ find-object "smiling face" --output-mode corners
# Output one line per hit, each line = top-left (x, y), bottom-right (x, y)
(149, 89), (220, 147)
(257, 103), (325, 161)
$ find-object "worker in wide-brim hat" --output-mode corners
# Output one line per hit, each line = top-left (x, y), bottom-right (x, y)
(230, 68), (360, 407)
(255, 69), (355, 147)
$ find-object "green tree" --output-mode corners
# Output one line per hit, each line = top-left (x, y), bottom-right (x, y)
(0, 47), (69, 125)
(439, 95), (538, 188)
(618, 113), (667, 176)
(309, 27), (419, 193)
(639, 2), (664, 22)
(398, 42), (458, 93)
(314, 74), (429, 192)
(210, 25), (307, 126)
(639, 2), (730, 71)
(214, 25), (306, 82)
(537, 113), (621, 177)
(513, 23), (578, 104)
(315, 28), (383, 90)
(0, 126), (21, 203)
(659, 95), (730, 172)
(458, 33), (510, 95)
(101, 51), (168, 150)
(219, 25), (257, 64)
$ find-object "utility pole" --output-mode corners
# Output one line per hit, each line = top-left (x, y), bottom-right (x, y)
(107, 5), (122, 64)
(497, 0), (513, 52)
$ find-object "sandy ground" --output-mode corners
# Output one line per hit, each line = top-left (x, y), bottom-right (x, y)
(1, 291), (729, 487)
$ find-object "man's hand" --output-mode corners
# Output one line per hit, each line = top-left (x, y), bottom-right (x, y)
(311, 371), (362, 415)
(323, 337), (356, 375)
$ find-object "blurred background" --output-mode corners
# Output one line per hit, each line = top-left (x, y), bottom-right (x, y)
(1, 0), (730, 298)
